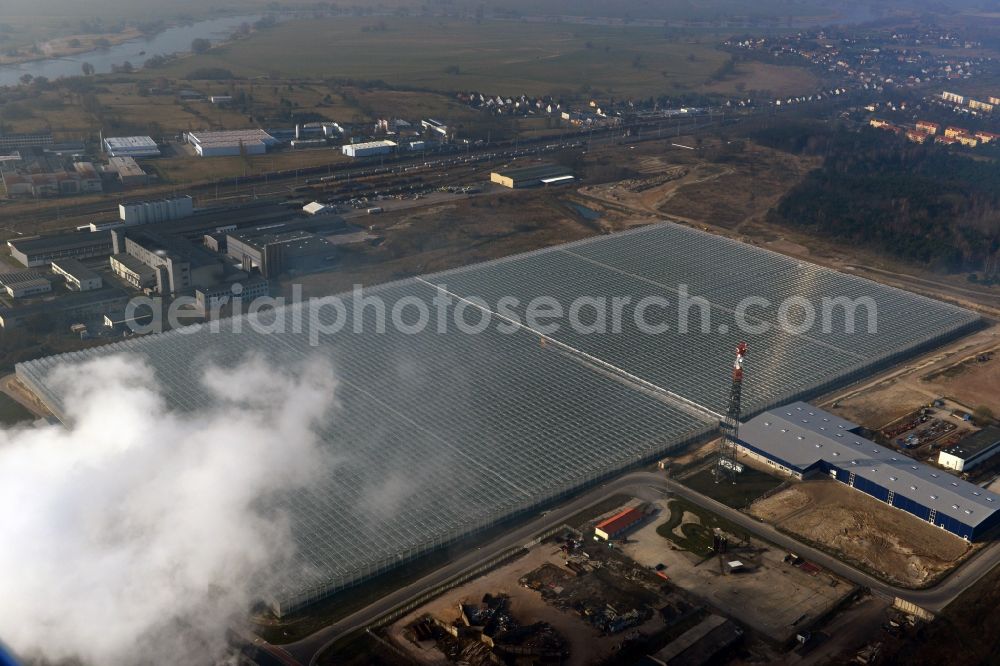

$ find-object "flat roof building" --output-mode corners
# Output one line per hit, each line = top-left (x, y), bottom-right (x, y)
(112, 228), (224, 295)
(108, 156), (148, 187)
(227, 228), (337, 278)
(939, 427), (1000, 473)
(0, 133), (53, 152)
(119, 196), (194, 226)
(341, 140), (396, 158)
(109, 253), (156, 290)
(187, 129), (276, 157)
(0, 288), (128, 329)
(195, 277), (269, 316)
(8, 232), (113, 267)
(738, 402), (1000, 540)
(103, 136), (160, 158)
(51, 258), (103, 292)
(490, 164), (574, 189)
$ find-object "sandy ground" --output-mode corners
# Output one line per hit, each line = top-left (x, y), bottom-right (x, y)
(386, 542), (659, 666)
(922, 349), (1000, 415)
(831, 379), (938, 430)
(623, 498), (854, 642)
(659, 438), (718, 470)
(750, 480), (972, 588)
(824, 325), (1000, 429)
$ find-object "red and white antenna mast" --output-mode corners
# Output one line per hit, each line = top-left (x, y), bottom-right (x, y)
(715, 342), (747, 484)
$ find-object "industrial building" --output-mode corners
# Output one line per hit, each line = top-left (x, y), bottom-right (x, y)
(119, 196), (195, 226)
(109, 253), (156, 290)
(738, 403), (1000, 540)
(111, 227), (224, 295)
(490, 164), (575, 188)
(50, 258), (103, 291)
(341, 140), (397, 158)
(15, 221), (981, 614)
(7, 232), (113, 267)
(186, 129), (277, 157)
(0, 133), (53, 152)
(4, 276), (52, 299)
(226, 223), (340, 278)
(594, 507), (645, 540)
(939, 427), (1000, 472)
(1, 161), (103, 197)
(0, 288), (128, 328)
(195, 277), (270, 316)
(0, 270), (46, 290)
(421, 118), (448, 137)
(108, 156), (149, 187)
(103, 136), (161, 158)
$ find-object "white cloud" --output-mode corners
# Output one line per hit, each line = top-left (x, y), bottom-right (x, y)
(0, 353), (338, 665)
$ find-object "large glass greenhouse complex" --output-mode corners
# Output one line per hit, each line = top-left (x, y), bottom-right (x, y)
(16, 222), (981, 615)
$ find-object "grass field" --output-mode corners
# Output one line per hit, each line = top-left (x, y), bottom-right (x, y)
(655, 497), (750, 557)
(147, 17), (731, 97)
(682, 466), (785, 509)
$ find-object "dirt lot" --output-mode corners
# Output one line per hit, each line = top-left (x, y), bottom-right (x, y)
(284, 190), (644, 299)
(578, 140), (820, 232)
(922, 349), (1000, 416)
(625, 497), (855, 643)
(831, 379), (938, 430)
(824, 325), (1000, 431)
(386, 538), (672, 666)
(749, 480), (972, 588)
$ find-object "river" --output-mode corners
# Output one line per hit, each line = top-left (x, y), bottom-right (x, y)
(0, 15), (261, 88)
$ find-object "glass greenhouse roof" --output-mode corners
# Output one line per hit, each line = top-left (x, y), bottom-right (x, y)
(16, 222), (979, 611)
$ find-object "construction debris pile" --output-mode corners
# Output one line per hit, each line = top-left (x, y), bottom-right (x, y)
(521, 544), (669, 636)
(407, 593), (569, 665)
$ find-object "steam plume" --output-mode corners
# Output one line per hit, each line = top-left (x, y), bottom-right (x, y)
(0, 353), (338, 665)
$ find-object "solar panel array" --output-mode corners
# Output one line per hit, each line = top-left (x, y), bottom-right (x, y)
(16, 222), (980, 612)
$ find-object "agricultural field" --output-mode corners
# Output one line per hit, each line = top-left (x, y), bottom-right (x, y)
(699, 60), (820, 97)
(144, 17), (733, 97)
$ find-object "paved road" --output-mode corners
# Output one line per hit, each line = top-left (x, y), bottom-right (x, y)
(288, 470), (1000, 665)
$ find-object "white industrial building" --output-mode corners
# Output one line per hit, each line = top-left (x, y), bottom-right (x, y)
(421, 118), (448, 137)
(51, 258), (103, 292)
(341, 140), (396, 158)
(186, 129), (277, 157)
(103, 136), (161, 158)
(939, 427), (1000, 472)
(119, 196), (194, 226)
(303, 201), (333, 216)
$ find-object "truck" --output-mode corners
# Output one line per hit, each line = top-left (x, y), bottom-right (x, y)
(367, 207), (383, 214)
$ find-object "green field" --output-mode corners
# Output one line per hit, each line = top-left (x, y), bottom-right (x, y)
(149, 17), (730, 97)
(682, 465), (785, 509)
(656, 497), (749, 557)
(0, 393), (33, 426)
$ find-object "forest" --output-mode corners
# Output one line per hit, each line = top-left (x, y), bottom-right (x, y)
(756, 123), (1000, 275)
